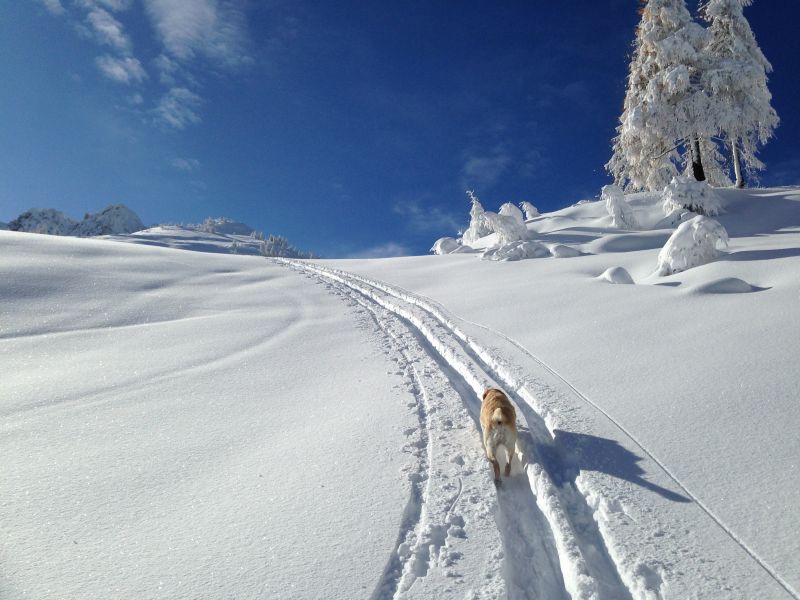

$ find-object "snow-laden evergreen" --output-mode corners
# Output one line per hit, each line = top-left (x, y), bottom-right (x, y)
(462, 191), (494, 245)
(662, 176), (723, 216)
(519, 201), (540, 220)
(607, 0), (720, 191)
(657, 214), (729, 274)
(499, 202), (525, 226)
(602, 184), (638, 229)
(701, 0), (779, 188)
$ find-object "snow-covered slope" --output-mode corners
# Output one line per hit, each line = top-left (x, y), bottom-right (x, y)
(2, 186), (798, 599)
(325, 186), (800, 598)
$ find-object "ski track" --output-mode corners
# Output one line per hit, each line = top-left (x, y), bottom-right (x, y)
(299, 262), (798, 600)
(280, 259), (637, 600)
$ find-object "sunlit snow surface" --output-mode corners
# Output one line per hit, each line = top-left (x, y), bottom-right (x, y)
(2, 187), (799, 599)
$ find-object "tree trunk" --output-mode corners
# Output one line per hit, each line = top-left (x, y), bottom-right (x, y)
(732, 141), (745, 188)
(690, 134), (706, 182)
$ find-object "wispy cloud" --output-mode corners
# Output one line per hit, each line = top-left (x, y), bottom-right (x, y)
(347, 242), (412, 259)
(170, 157), (201, 172)
(460, 145), (513, 190)
(392, 197), (464, 235)
(86, 8), (131, 52)
(152, 87), (202, 129)
(143, 0), (252, 68)
(95, 55), (147, 84)
(38, 0), (66, 15)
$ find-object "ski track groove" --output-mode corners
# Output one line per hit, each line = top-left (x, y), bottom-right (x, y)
(280, 259), (640, 600)
(303, 262), (797, 600)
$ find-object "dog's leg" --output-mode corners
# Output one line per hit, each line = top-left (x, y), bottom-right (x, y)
(485, 440), (501, 481)
(504, 445), (513, 477)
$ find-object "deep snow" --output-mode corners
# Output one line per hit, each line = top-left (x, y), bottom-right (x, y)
(2, 186), (799, 599)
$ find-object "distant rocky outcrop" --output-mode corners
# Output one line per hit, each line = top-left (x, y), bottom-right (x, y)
(7, 204), (144, 237)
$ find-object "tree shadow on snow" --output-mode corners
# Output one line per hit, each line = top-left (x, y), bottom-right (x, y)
(537, 429), (690, 503)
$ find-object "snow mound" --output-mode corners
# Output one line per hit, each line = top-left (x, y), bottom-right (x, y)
(661, 177), (723, 217)
(657, 215), (729, 276)
(431, 237), (462, 255)
(598, 266), (635, 284)
(603, 184), (638, 229)
(74, 204), (145, 236)
(199, 217), (254, 236)
(691, 277), (765, 294)
(8, 208), (78, 235)
(547, 243), (581, 258)
(482, 240), (550, 261)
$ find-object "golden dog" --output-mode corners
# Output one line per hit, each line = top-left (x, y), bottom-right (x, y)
(480, 388), (518, 481)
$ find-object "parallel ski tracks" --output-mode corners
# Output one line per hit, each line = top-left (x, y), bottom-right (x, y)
(279, 259), (635, 600)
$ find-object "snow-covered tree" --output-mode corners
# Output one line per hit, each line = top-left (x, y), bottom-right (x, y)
(602, 185), (638, 229)
(499, 202), (525, 226)
(657, 215), (729, 275)
(662, 176), (723, 216)
(700, 0), (779, 188)
(462, 191), (494, 245)
(607, 0), (715, 191)
(519, 201), (540, 220)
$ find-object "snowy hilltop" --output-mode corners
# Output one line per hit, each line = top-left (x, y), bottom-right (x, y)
(7, 204), (145, 236)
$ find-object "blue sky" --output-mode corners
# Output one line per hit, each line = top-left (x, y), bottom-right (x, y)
(1, 1), (799, 257)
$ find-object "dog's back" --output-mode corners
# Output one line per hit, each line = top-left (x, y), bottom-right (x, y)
(480, 388), (517, 433)
(480, 388), (517, 481)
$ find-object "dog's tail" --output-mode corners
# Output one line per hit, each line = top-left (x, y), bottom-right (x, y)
(491, 407), (505, 425)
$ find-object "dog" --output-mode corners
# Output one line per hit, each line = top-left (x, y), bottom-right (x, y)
(480, 388), (518, 481)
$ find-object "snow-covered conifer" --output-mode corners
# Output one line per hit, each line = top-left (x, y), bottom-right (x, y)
(499, 202), (525, 226)
(662, 176), (723, 216)
(700, 0), (779, 188)
(657, 215), (728, 274)
(519, 201), (540, 220)
(462, 191), (494, 245)
(607, 0), (713, 191)
(602, 185), (638, 229)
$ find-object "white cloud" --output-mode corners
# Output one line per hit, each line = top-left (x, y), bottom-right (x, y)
(38, 0), (66, 15)
(346, 242), (412, 259)
(87, 8), (131, 52)
(152, 87), (202, 129)
(143, 0), (251, 68)
(76, 0), (133, 10)
(170, 157), (200, 172)
(95, 55), (147, 84)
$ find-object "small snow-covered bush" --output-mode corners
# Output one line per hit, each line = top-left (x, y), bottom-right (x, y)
(661, 177), (723, 217)
(519, 201), (540, 220)
(483, 211), (528, 246)
(602, 184), (638, 229)
(430, 237), (461, 255)
(657, 215), (729, 275)
(499, 202), (525, 225)
(598, 266), (634, 284)
(461, 191), (527, 246)
(482, 240), (550, 262)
